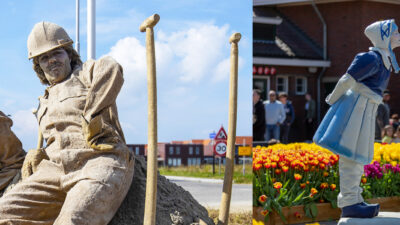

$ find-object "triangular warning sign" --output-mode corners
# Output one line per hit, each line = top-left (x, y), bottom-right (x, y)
(215, 126), (227, 140)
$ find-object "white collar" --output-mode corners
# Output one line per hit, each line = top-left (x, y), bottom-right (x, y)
(369, 47), (392, 71)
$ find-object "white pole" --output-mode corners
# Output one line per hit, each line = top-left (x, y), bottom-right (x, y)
(242, 139), (246, 176)
(75, 0), (80, 54)
(87, 0), (96, 60)
(219, 157), (221, 175)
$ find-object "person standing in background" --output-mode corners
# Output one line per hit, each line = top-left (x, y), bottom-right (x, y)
(304, 93), (316, 142)
(278, 92), (295, 144)
(391, 114), (399, 131)
(383, 90), (391, 115)
(375, 103), (390, 141)
(264, 90), (286, 141)
(253, 89), (265, 142)
(381, 125), (394, 144)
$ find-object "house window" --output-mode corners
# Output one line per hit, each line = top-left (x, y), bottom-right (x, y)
(177, 158), (181, 166)
(276, 76), (288, 93)
(168, 158), (172, 166)
(195, 147), (200, 155)
(176, 146), (181, 155)
(188, 158), (192, 166)
(295, 77), (307, 95)
(253, 77), (270, 101)
(189, 147), (193, 155)
(173, 158), (177, 166)
(135, 146), (140, 155)
(169, 146), (174, 155)
(197, 158), (201, 165)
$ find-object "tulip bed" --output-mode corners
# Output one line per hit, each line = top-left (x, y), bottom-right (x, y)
(253, 143), (400, 224)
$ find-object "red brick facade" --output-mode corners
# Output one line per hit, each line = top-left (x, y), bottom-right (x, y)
(279, 1), (400, 113)
(254, 1), (400, 141)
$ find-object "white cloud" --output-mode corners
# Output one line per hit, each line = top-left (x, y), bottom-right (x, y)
(157, 23), (230, 82)
(107, 37), (147, 105)
(11, 109), (39, 150)
(213, 57), (230, 82)
(105, 21), (251, 144)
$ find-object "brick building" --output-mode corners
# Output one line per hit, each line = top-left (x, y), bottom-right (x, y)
(253, 0), (400, 141)
(129, 135), (252, 167)
(127, 144), (146, 157)
(154, 143), (204, 167)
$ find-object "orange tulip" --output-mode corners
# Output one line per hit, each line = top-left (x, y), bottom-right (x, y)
(294, 173), (302, 180)
(294, 212), (302, 219)
(361, 177), (367, 184)
(253, 163), (262, 171)
(258, 194), (267, 203)
(320, 183), (329, 189)
(261, 209), (269, 216)
(330, 184), (336, 191)
(282, 166), (289, 172)
(273, 182), (283, 189)
(311, 188), (318, 196)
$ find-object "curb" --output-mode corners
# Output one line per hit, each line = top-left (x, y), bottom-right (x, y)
(165, 176), (224, 184)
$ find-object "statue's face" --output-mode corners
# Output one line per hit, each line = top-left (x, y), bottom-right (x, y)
(391, 29), (400, 49)
(38, 48), (71, 85)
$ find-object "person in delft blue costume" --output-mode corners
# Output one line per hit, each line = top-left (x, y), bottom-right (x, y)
(314, 19), (400, 218)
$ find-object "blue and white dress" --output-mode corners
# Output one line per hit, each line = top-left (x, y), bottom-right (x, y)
(313, 50), (390, 165)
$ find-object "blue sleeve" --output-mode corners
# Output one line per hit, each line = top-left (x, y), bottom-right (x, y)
(346, 52), (379, 82)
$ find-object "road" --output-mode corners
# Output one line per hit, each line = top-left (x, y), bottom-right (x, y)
(166, 176), (252, 212)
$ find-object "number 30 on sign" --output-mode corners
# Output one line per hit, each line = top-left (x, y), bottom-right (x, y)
(214, 140), (227, 157)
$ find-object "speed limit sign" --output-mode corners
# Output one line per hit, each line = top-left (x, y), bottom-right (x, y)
(214, 140), (227, 157)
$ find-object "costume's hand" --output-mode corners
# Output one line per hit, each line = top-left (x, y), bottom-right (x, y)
(21, 148), (48, 180)
(81, 115), (115, 151)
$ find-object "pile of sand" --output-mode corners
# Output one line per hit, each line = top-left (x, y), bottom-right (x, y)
(109, 156), (214, 225)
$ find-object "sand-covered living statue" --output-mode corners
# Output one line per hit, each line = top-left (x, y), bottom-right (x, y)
(0, 21), (213, 225)
(0, 21), (135, 224)
(0, 112), (25, 197)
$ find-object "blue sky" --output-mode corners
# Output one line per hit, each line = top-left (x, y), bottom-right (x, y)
(0, 0), (252, 150)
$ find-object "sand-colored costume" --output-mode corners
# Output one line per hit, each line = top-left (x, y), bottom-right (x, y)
(0, 56), (134, 225)
(0, 112), (25, 196)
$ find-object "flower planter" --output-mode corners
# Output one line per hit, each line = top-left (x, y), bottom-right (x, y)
(253, 196), (400, 225)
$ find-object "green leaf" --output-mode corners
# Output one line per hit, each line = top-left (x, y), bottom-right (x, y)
(263, 213), (270, 223)
(292, 190), (306, 203)
(283, 179), (290, 189)
(330, 199), (338, 209)
(310, 203), (318, 218)
(304, 204), (312, 218)
(277, 189), (287, 201)
(276, 208), (287, 223)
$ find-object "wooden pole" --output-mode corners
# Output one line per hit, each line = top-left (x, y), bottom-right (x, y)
(140, 14), (160, 225)
(218, 32), (241, 225)
(32, 109), (43, 149)
(37, 131), (43, 149)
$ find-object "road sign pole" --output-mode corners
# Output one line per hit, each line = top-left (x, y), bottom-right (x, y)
(242, 156), (245, 176)
(212, 139), (215, 175)
(242, 139), (246, 176)
(219, 157), (221, 175)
